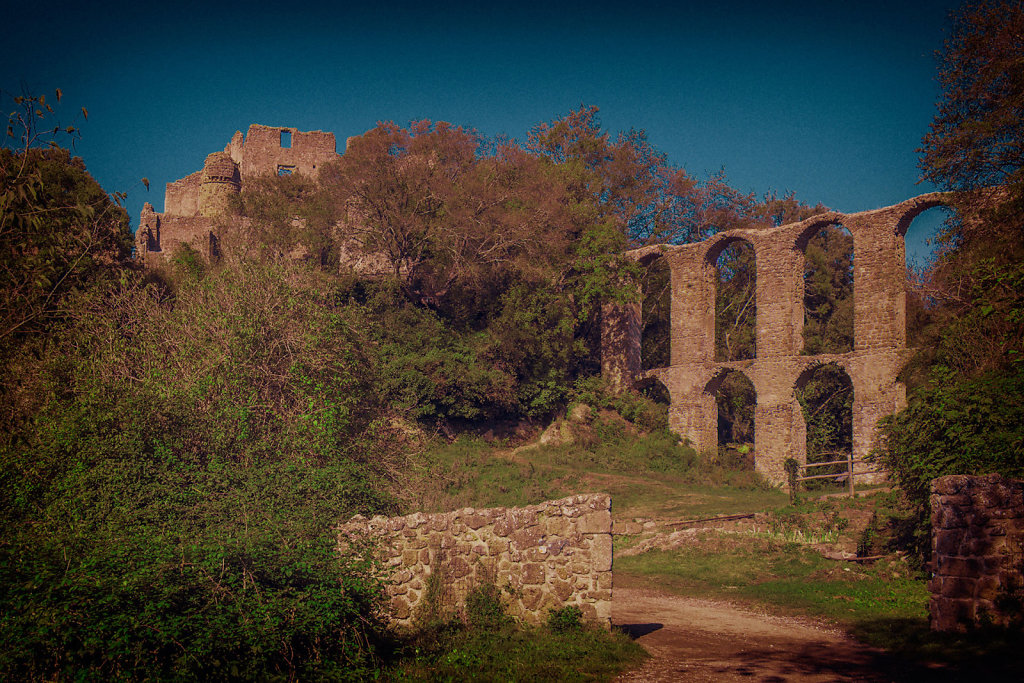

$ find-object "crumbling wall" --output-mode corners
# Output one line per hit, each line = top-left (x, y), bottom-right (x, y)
(137, 124), (338, 261)
(337, 494), (614, 629)
(930, 474), (1024, 631)
(602, 193), (952, 484)
(238, 124), (336, 179)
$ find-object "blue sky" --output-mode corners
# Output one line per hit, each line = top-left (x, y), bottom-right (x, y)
(3, 0), (962, 262)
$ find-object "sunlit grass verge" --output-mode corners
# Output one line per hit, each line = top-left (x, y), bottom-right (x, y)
(614, 534), (927, 626)
(615, 532), (1024, 670)
(405, 427), (787, 519)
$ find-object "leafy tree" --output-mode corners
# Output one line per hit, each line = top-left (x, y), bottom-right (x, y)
(876, 1), (1024, 539)
(919, 1), (1024, 215)
(0, 89), (131, 366)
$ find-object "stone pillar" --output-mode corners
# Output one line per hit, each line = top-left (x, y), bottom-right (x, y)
(667, 246), (714, 366)
(930, 474), (1024, 631)
(846, 214), (905, 352)
(755, 238), (804, 358)
(670, 390), (717, 456)
(600, 300), (641, 393)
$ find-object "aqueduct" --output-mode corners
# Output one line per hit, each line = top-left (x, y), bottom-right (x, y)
(601, 192), (954, 485)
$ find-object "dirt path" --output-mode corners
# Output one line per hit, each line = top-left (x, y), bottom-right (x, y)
(612, 587), (938, 682)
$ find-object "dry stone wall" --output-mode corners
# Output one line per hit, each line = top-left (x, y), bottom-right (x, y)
(337, 494), (613, 629)
(930, 474), (1024, 631)
(602, 193), (953, 484)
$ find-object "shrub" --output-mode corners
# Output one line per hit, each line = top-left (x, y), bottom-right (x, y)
(547, 605), (583, 633)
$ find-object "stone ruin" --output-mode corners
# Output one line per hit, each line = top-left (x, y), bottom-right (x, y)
(601, 193), (956, 485)
(930, 474), (1024, 631)
(134, 124), (338, 263)
(337, 494), (614, 629)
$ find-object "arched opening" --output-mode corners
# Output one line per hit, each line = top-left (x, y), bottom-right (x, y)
(801, 223), (853, 354)
(901, 205), (955, 354)
(705, 369), (756, 468)
(796, 363), (853, 487)
(713, 239), (756, 361)
(640, 254), (671, 370)
(902, 205), (954, 273)
(634, 376), (671, 432)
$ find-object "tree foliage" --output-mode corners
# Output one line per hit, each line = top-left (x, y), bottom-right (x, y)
(877, 1), (1024, 526)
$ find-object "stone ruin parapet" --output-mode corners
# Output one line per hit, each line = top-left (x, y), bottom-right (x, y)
(337, 493), (613, 629)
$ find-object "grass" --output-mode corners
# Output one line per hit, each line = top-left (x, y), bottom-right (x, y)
(385, 585), (646, 682)
(386, 621), (646, 682)
(614, 529), (1024, 673)
(403, 419), (787, 520)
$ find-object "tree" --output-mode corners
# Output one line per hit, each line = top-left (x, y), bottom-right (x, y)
(919, 1), (1024, 207)
(0, 89), (131, 362)
(875, 2), (1024, 550)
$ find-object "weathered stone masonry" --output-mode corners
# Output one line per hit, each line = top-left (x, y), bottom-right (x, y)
(930, 474), (1024, 631)
(337, 494), (614, 629)
(602, 193), (956, 484)
(135, 124), (338, 262)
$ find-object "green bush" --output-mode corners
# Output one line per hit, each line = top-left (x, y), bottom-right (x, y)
(546, 605), (583, 633)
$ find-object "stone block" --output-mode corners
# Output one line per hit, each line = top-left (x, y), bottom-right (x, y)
(520, 586), (543, 610)
(578, 509), (612, 534)
(550, 578), (573, 602)
(591, 534), (613, 572)
(391, 596), (411, 620)
(522, 563), (545, 585)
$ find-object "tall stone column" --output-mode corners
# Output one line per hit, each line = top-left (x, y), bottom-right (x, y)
(667, 247), (714, 365)
(600, 300), (641, 393)
(755, 238), (804, 358)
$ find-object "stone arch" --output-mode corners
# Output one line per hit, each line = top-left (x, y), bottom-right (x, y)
(798, 221), (854, 355)
(795, 361), (855, 482)
(703, 367), (758, 465)
(894, 197), (954, 237)
(639, 251), (672, 371)
(706, 235), (758, 361)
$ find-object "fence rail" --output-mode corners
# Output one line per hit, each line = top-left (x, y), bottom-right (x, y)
(789, 451), (881, 497)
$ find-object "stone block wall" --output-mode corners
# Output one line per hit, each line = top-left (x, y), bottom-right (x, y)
(337, 494), (613, 629)
(930, 474), (1024, 631)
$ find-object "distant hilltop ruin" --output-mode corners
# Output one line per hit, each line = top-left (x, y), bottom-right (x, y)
(134, 124), (339, 261)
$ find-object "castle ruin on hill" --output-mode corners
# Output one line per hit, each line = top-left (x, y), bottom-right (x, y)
(139, 123), (949, 486)
(134, 124), (338, 262)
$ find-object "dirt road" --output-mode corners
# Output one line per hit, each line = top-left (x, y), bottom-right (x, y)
(612, 587), (943, 682)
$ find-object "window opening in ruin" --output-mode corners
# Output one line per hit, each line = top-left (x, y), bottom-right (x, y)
(641, 254), (671, 370)
(280, 130), (292, 148)
(277, 165), (295, 176)
(634, 377), (672, 432)
(714, 240), (756, 362)
(801, 223), (853, 354)
(795, 363), (853, 490)
(903, 205), (954, 351)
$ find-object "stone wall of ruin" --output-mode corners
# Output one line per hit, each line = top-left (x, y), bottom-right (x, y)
(336, 494), (613, 629)
(602, 193), (952, 484)
(930, 474), (1024, 631)
(137, 124), (338, 261)
(239, 124), (336, 179)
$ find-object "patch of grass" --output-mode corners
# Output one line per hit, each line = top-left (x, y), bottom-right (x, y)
(387, 583), (645, 681)
(406, 426), (788, 520)
(388, 622), (645, 682)
(615, 533), (927, 626)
